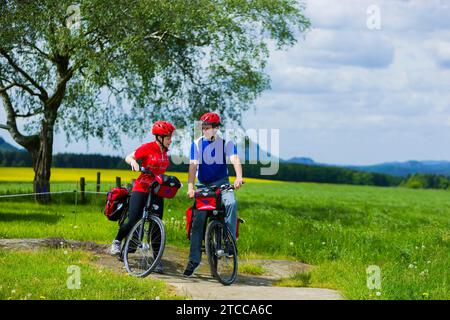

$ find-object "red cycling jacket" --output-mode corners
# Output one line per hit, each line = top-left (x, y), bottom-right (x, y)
(132, 141), (169, 193)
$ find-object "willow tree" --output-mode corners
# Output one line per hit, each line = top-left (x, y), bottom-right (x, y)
(0, 0), (310, 202)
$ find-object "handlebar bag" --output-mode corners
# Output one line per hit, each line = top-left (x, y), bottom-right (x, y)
(153, 175), (182, 199)
(194, 188), (221, 210)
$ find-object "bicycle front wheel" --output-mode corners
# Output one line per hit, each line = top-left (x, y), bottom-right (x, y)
(205, 220), (238, 285)
(123, 215), (166, 277)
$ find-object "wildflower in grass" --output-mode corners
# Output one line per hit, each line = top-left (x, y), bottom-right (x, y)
(289, 242), (294, 246)
(39, 296), (46, 300)
(168, 209), (172, 212)
(376, 291), (381, 297)
(64, 250), (68, 255)
(322, 242), (326, 245)
(11, 289), (16, 294)
(419, 269), (429, 277)
(426, 260), (431, 264)
(408, 264), (414, 269)
(73, 225), (78, 229)
(155, 296), (160, 300)
(422, 292), (429, 299)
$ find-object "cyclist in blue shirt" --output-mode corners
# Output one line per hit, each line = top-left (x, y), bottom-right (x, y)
(183, 112), (244, 277)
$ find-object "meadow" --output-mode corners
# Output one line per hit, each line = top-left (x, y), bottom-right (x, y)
(0, 167), (449, 300)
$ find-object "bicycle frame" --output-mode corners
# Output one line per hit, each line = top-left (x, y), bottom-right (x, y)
(134, 180), (163, 241)
(196, 187), (234, 248)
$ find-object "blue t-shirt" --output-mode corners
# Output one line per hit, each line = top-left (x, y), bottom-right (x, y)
(190, 136), (238, 184)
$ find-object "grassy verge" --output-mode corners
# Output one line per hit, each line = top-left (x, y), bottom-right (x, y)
(0, 248), (182, 300)
(238, 262), (266, 276)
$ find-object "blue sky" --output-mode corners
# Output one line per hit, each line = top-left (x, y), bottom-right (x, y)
(2, 0), (450, 165)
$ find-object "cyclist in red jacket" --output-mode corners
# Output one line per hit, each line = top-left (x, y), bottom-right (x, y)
(110, 121), (175, 274)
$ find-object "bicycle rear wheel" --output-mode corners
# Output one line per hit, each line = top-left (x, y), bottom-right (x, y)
(205, 220), (238, 285)
(123, 215), (166, 277)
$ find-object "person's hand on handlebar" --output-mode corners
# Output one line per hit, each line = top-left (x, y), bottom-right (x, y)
(234, 177), (244, 190)
(130, 159), (140, 172)
(187, 186), (195, 199)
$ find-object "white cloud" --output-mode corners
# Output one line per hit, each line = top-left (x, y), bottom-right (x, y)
(424, 38), (450, 68)
(271, 29), (395, 70)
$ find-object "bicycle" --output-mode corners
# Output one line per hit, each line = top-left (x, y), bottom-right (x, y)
(119, 167), (181, 277)
(191, 183), (244, 285)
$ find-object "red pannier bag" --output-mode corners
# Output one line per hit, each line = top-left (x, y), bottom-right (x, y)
(104, 187), (129, 221)
(194, 188), (221, 210)
(153, 174), (182, 199)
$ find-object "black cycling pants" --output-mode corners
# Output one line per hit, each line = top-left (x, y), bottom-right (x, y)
(115, 191), (164, 251)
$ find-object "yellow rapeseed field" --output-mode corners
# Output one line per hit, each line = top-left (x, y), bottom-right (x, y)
(0, 167), (278, 184)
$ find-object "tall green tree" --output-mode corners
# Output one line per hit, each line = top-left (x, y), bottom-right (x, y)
(0, 0), (310, 201)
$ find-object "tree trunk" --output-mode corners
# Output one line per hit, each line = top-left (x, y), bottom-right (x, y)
(31, 117), (55, 204)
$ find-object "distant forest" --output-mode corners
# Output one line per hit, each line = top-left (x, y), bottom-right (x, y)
(1, 151), (449, 190)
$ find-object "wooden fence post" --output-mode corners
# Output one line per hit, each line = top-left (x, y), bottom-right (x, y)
(116, 176), (121, 188)
(96, 172), (101, 192)
(80, 177), (85, 203)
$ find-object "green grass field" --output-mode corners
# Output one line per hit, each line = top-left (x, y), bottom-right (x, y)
(0, 249), (181, 300)
(0, 167), (449, 299)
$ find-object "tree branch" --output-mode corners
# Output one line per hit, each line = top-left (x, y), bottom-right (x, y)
(23, 40), (56, 62)
(0, 79), (40, 149)
(47, 63), (78, 109)
(16, 109), (43, 118)
(0, 81), (42, 98)
(0, 48), (49, 100)
(0, 83), (15, 93)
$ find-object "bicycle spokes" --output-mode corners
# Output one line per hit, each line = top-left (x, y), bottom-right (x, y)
(206, 221), (237, 285)
(123, 216), (166, 277)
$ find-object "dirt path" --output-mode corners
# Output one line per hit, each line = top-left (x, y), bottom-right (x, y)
(0, 238), (342, 300)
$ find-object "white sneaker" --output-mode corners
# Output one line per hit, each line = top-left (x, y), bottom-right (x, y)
(110, 240), (121, 256)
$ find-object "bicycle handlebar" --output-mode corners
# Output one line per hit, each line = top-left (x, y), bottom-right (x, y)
(140, 166), (154, 175)
(204, 182), (245, 192)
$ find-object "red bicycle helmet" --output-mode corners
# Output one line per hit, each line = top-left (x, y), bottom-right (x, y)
(200, 112), (221, 126)
(152, 121), (176, 136)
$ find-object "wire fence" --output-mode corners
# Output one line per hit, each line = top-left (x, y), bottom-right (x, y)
(0, 187), (188, 242)
(0, 188), (110, 226)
